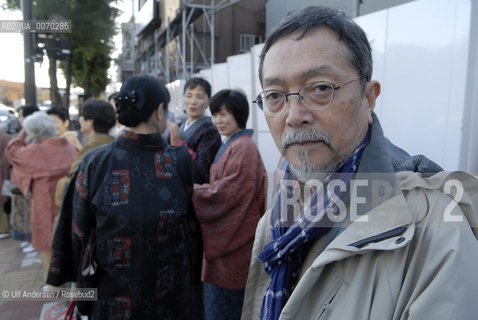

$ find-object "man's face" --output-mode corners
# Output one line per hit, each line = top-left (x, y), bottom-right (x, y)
(49, 114), (69, 136)
(79, 115), (92, 134)
(261, 27), (378, 181)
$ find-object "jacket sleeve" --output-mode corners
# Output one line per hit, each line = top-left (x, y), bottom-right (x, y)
(5, 137), (36, 174)
(70, 161), (97, 290)
(393, 185), (478, 319)
(193, 140), (266, 259)
(190, 125), (221, 184)
(47, 171), (78, 286)
(5, 137), (36, 195)
(240, 212), (272, 320)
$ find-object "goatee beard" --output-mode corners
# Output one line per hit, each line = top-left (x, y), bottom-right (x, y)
(281, 129), (336, 182)
(288, 149), (337, 183)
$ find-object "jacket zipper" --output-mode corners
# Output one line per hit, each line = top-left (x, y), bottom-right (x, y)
(316, 283), (343, 320)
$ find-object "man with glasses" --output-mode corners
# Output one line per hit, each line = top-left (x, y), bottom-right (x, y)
(242, 6), (478, 320)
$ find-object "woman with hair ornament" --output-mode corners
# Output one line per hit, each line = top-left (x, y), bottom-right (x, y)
(56, 75), (203, 319)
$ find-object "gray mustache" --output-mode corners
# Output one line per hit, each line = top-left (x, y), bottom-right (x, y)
(282, 129), (332, 151)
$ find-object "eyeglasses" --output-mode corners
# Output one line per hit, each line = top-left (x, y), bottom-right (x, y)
(253, 75), (363, 116)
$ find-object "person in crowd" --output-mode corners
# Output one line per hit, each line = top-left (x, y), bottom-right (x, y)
(47, 107), (82, 150)
(193, 89), (267, 320)
(8, 104), (39, 248)
(48, 75), (203, 319)
(17, 104), (39, 128)
(6, 112), (77, 279)
(108, 92), (126, 137)
(167, 77), (222, 183)
(53, 98), (117, 207)
(0, 129), (11, 238)
(47, 98), (117, 293)
(242, 6), (478, 320)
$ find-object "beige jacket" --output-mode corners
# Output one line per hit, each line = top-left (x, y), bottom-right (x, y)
(242, 170), (478, 320)
(242, 114), (478, 320)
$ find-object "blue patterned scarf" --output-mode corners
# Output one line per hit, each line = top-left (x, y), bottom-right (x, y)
(258, 130), (371, 320)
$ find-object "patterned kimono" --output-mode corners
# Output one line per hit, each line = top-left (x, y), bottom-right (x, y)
(6, 136), (78, 252)
(177, 116), (221, 184)
(193, 129), (267, 319)
(65, 131), (203, 319)
(54, 133), (115, 206)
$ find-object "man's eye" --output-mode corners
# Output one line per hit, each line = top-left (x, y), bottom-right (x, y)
(311, 83), (333, 93)
(265, 91), (283, 101)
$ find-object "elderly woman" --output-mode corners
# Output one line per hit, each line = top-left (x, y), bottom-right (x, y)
(193, 89), (267, 320)
(62, 75), (203, 319)
(6, 111), (78, 277)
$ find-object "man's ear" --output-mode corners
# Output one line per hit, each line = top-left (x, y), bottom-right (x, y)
(365, 80), (381, 124)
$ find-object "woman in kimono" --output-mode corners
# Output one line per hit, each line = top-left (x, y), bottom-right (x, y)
(193, 89), (267, 320)
(6, 112), (78, 278)
(67, 75), (203, 319)
(167, 77), (222, 183)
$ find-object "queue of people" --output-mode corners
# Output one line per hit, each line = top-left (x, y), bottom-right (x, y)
(2, 6), (478, 319)
(40, 75), (267, 320)
(0, 75), (267, 319)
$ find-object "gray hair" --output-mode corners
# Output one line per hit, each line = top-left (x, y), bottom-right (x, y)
(23, 111), (57, 141)
(259, 6), (372, 92)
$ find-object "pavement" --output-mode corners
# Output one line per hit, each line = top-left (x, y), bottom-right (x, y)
(0, 236), (70, 320)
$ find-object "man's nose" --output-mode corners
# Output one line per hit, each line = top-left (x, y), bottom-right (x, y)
(285, 94), (314, 128)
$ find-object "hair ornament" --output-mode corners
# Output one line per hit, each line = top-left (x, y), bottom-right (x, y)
(115, 90), (143, 111)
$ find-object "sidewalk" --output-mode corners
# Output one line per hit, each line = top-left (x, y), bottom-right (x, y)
(0, 236), (69, 320)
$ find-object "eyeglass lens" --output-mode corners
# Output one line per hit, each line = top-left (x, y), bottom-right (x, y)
(258, 81), (335, 114)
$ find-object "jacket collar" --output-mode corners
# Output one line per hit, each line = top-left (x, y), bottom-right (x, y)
(307, 115), (417, 266)
(117, 130), (167, 150)
(213, 129), (253, 164)
(179, 116), (212, 143)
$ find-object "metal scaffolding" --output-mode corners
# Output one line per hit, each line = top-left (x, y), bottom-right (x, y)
(155, 0), (242, 82)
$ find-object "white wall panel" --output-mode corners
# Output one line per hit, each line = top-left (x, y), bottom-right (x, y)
(356, 0), (471, 171)
(210, 63), (229, 94)
(197, 69), (212, 83)
(227, 54), (254, 129)
(250, 44), (270, 133)
(355, 10), (387, 118)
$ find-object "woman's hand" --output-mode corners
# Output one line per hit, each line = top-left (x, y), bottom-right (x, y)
(166, 119), (180, 145)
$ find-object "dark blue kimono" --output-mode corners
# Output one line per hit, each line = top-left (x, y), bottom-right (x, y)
(69, 131), (203, 319)
(178, 116), (221, 184)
